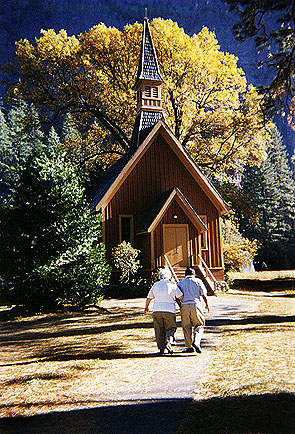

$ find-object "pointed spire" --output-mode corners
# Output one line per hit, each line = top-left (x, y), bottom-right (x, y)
(136, 16), (162, 84)
(131, 14), (164, 151)
(134, 15), (163, 115)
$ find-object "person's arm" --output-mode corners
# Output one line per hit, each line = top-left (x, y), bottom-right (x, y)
(175, 285), (183, 308)
(201, 294), (210, 312)
(144, 298), (152, 313)
(176, 295), (183, 308)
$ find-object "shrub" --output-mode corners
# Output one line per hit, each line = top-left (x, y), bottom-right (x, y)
(112, 241), (141, 284)
(222, 218), (258, 273)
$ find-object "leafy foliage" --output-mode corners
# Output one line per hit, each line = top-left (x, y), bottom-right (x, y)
(218, 181), (258, 226)
(231, 1), (295, 122)
(0, 107), (13, 199)
(6, 19), (270, 177)
(222, 216), (258, 273)
(0, 141), (110, 311)
(112, 241), (141, 284)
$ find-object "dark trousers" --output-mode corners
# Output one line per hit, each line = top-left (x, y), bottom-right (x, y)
(152, 311), (177, 350)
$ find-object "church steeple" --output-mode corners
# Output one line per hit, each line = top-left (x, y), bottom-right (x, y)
(135, 15), (163, 114)
(131, 15), (164, 150)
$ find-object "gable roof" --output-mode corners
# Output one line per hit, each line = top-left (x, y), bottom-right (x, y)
(90, 119), (228, 215)
(135, 17), (162, 84)
(136, 187), (208, 234)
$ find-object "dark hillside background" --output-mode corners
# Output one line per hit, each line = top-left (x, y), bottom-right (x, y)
(1, 0), (294, 158)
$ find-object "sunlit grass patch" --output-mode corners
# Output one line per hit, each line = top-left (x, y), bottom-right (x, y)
(175, 296), (295, 434)
(229, 270), (295, 280)
(196, 297), (295, 400)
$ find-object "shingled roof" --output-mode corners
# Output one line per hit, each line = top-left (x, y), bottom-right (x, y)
(89, 16), (166, 210)
(130, 110), (164, 151)
(88, 154), (131, 210)
(136, 17), (162, 83)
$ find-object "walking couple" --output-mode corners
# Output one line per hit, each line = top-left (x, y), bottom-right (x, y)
(144, 267), (210, 355)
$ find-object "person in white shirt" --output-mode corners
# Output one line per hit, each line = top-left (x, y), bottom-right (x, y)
(177, 267), (210, 353)
(145, 268), (183, 355)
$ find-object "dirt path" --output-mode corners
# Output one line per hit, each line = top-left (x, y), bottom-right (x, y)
(0, 295), (258, 434)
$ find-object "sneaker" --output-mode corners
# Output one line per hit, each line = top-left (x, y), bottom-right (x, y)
(182, 347), (194, 353)
(165, 342), (174, 354)
(192, 343), (202, 353)
(159, 349), (165, 355)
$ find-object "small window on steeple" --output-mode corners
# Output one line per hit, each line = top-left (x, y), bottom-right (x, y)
(152, 87), (158, 98)
(145, 86), (151, 97)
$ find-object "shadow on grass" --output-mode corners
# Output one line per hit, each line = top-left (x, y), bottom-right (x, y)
(0, 316), (154, 344)
(0, 398), (190, 434)
(2, 313), (294, 346)
(0, 393), (294, 434)
(178, 392), (295, 434)
(207, 315), (295, 327)
(1, 310), (293, 366)
(3, 372), (71, 386)
(1, 346), (210, 366)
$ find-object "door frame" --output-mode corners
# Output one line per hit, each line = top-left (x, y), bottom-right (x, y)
(162, 223), (190, 267)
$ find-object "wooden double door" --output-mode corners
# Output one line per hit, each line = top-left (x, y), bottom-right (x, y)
(163, 224), (189, 267)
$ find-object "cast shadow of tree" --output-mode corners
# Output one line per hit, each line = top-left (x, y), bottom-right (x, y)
(180, 392), (295, 434)
(0, 393), (294, 434)
(1, 309), (294, 365)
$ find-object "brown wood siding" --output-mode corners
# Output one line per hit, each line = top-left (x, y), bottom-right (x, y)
(137, 233), (151, 270)
(105, 133), (222, 269)
(201, 249), (210, 265)
(208, 217), (222, 268)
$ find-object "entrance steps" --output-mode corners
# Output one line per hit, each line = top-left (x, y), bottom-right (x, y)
(173, 267), (186, 280)
(163, 255), (216, 295)
(172, 266), (216, 295)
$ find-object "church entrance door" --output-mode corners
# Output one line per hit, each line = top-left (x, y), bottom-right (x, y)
(163, 224), (189, 267)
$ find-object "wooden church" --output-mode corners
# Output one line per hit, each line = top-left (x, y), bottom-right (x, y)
(91, 16), (228, 291)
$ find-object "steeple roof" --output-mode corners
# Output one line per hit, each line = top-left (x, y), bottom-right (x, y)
(131, 15), (164, 150)
(136, 17), (162, 84)
(130, 110), (164, 150)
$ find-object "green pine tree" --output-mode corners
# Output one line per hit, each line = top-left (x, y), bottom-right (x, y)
(0, 107), (14, 200)
(62, 112), (80, 143)
(241, 126), (295, 269)
(0, 101), (44, 202)
(61, 112), (89, 180)
(8, 100), (44, 168)
(48, 125), (61, 148)
(0, 142), (110, 311)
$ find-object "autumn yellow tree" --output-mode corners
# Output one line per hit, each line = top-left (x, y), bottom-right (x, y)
(7, 19), (270, 175)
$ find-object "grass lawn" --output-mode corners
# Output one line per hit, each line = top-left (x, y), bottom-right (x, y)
(176, 294), (295, 434)
(0, 292), (294, 434)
